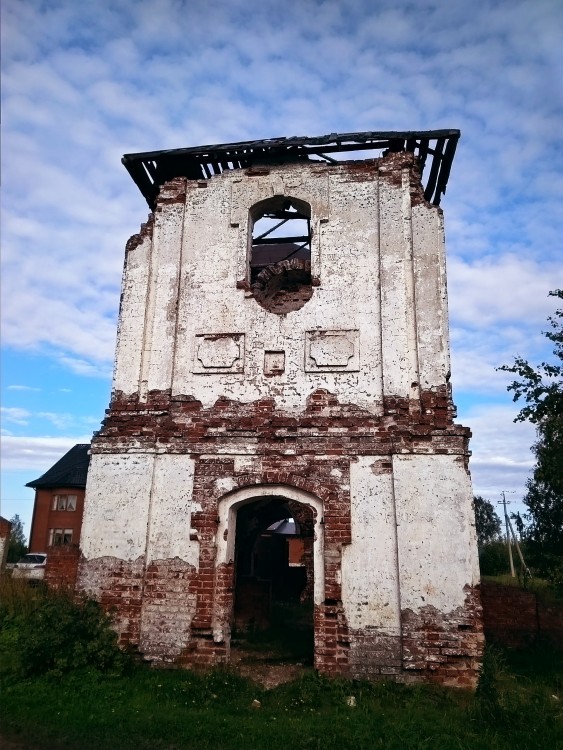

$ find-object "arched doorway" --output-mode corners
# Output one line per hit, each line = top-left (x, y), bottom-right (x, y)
(215, 485), (324, 667)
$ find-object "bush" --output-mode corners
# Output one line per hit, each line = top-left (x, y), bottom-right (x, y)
(0, 578), (129, 679)
(479, 541), (512, 576)
(476, 645), (503, 716)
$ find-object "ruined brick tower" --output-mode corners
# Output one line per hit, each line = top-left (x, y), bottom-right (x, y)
(78, 131), (483, 686)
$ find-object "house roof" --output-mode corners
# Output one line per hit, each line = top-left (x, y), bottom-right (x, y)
(25, 444), (90, 489)
(122, 129), (460, 211)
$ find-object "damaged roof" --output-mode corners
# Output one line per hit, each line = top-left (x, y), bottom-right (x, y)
(26, 444), (90, 489)
(122, 129), (460, 210)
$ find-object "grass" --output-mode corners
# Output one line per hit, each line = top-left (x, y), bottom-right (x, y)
(1, 578), (562, 750)
(2, 645), (562, 750)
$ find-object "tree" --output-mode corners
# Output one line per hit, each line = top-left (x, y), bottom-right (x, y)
(498, 289), (563, 581)
(7, 514), (28, 563)
(473, 495), (502, 548)
(499, 289), (563, 426)
(521, 419), (563, 554)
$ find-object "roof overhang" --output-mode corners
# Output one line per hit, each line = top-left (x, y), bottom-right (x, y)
(122, 129), (460, 210)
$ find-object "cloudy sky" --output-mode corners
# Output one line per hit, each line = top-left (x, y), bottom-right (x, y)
(2, 0), (562, 536)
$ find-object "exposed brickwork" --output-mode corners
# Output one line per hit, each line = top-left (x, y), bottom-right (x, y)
(347, 632), (402, 679)
(481, 581), (563, 649)
(314, 602), (351, 676)
(334, 589), (484, 687)
(93, 386), (468, 459)
(125, 213), (154, 254)
(80, 385), (478, 682)
(377, 151), (437, 210)
(184, 453), (352, 672)
(400, 585), (484, 688)
(44, 544), (80, 589)
(77, 556), (145, 647)
(139, 559), (198, 661)
(251, 258), (313, 314)
(155, 176), (188, 207)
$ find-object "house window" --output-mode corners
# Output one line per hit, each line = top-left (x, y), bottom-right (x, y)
(249, 196), (313, 314)
(52, 494), (77, 511)
(49, 528), (73, 546)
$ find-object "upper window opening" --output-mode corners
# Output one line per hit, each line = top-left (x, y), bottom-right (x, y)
(52, 494), (77, 511)
(249, 197), (313, 314)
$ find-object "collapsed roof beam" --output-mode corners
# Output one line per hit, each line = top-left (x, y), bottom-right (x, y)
(122, 129), (460, 210)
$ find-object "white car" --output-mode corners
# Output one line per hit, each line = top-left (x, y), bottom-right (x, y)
(12, 553), (47, 581)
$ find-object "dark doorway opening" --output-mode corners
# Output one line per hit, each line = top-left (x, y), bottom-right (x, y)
(232, 497), (315, 668)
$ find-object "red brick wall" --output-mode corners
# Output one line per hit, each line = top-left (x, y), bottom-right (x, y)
(44, 544), (80, 589)
(0, 517), (12, 568)
(481, 581), (563, 648)
(95, 386), (467, 459)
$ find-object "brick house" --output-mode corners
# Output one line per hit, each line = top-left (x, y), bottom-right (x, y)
(0, 516), (12, 569)
(27, 444), (90, 553)
(77, 131), (483, 686)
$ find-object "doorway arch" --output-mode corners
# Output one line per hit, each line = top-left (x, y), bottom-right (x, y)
(213, 484), (324, 660)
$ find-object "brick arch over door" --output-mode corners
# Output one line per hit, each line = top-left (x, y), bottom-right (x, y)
(215, 483), (325, 605)
(188, 457), (353, 670)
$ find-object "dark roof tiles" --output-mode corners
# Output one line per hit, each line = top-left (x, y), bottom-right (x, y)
(26, 444), (90, 489)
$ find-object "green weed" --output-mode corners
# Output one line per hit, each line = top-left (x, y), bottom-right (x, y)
(0, 576), (129, 679)
(2, 580), (561, 749)
(2, 648), (562, 750)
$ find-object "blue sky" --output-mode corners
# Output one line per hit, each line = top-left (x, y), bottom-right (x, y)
(2, 0), (562, 536)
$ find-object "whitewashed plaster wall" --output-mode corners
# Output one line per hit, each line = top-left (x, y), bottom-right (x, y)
(393, 454), (480, 614)
(342, 458), (401, 633)
(341, 453), (477, 631)
(81, 453), (199, 565)
(113, 160), (449, 412)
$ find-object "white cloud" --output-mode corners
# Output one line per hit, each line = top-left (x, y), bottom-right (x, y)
(1, 407), (31, 426)
(0, 0), (561, 518)
(448, 255), (560, 330)
(460, 403), (536, 512)
(56, 356), (113, 379)
(0, 435), (91, 473)
(37, 412), (75, 430)
(7, 385), (40, 392)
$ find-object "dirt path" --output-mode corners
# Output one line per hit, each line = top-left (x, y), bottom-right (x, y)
(230, 643), (312, 689)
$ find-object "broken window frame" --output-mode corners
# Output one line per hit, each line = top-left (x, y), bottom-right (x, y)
(248, 196), (312, 284)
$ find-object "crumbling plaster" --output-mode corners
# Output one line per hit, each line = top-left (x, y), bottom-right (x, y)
(113, 156), (450, 412)
(79, 151), (482, 684)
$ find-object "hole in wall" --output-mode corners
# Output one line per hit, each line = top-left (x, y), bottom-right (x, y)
(249, 197), (313, 314)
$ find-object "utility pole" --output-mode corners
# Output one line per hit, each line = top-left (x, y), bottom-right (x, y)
(506, 512), (532, 579)
(499, 492), (515, 578)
